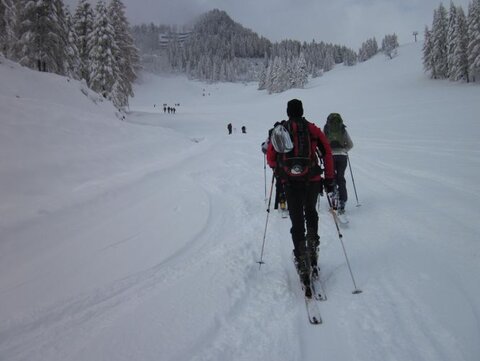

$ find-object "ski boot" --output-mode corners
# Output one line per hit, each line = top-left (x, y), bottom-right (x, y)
(294, 252), (312, 298)
(328, 186), (340, 210)
(279, 198), (288, 218)
(306, 232), (320, 280)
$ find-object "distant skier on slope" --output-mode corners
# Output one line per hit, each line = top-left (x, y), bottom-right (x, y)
(323, 113), (354, 215)
(266, 99), (334, 298)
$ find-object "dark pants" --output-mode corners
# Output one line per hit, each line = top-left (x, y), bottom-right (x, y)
(274, 179), (286, 210)
(333, 155), (348, 203)
(285, 182), (321, 257)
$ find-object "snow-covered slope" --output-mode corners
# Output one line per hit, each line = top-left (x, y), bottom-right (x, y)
(1, 43), (480, 361)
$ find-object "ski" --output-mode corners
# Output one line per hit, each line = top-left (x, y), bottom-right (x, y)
(293, 255), (323, 324)
(304, 287), (323, 324)
(337, 211), (349, 225)
(311, 271), (327, 301)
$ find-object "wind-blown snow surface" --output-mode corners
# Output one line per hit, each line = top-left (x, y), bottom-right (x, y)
(1, 43), (480, 361)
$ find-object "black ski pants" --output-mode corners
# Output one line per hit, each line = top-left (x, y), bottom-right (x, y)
(333, 155), (348, 203)
(274, 178), (286, 210)
(285, 181), (321, 257)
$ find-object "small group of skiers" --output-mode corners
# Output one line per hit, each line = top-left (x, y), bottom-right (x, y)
(163, 105), (177, 114)
(262, 99), (353, 298)
(155, 103), (179, 113)
(227, 123), (247, 134)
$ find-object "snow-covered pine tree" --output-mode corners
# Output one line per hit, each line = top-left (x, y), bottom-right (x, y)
(218, 59), (226, 82)
(0, 0), (16, 57)
(310, 64), (321, 78)
(447, 2), (458, 78)
(257, 57), (268, 90)
(273, 56), (287, 93)
(59, 2), (80, 79)
(73, 0), (94, 84)
(432, 4), (449, 78)
(323, 48), (335, 71)
(342, 48), (357, 66)
(278, 57), (291, 92)
(358, 37), (378, 62)
(467, 0), (480, 81)
(452, 6), (469, 81)
(110, 78), (127, 110)
(263, 58), (274, 91)
(212, 55), (221, 82)
(88, 0), (119, 102)
(257, 67), (268, 90)
(108, 0), (139, 107)
(261, 46), (309, 92)
(227, 58), (237, 81)
(381, 34), (399, 59)
(204, 56), (214, 80)
(293, 52), (308, 89)
(267, 56), (284, 94)
(333, 45), (344, 64)
(306, 40), (325, 74)
(195, 54), (208, 80)
(16, 0), (67, 74)
(286, 57), (296, 89)
(423, 26), (436, 78)
(371, 38), (379, 56)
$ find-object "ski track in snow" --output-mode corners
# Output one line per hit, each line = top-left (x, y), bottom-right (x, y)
(0, 121), (302, 361)
(188, 141), (315, 361)
(0, 150), (212, 360)
(337, 137), (480, 361)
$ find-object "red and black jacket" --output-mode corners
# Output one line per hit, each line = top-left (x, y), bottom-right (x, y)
(267, 118), (334, 182)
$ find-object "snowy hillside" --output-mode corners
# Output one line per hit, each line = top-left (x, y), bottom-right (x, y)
(1, 43), (480, 361)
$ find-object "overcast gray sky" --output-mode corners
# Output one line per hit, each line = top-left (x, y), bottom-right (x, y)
(64, 0), (472, 48)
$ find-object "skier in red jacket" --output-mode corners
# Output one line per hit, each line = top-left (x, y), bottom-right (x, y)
(266, 99), (334, 297)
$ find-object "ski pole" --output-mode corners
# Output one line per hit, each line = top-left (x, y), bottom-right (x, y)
(326, 193), (362, 295)
(315, 149), (325, 212)
(347, 153), (361, 207)
(257, 172), (275, 269)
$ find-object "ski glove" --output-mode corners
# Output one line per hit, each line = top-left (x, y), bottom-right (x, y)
(324, 178), (335, 194)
